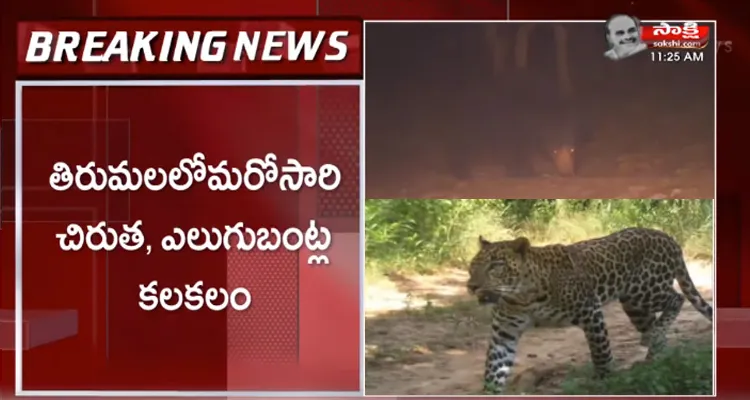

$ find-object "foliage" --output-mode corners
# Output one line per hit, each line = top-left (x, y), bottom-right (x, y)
(365, 199), (713, 276)
(559, 339), (713, 395)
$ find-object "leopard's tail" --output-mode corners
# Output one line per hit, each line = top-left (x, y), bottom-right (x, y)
(676, 258), (713, 322)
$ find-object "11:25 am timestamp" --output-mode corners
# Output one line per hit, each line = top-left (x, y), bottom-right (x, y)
(650, 50), (705, 63)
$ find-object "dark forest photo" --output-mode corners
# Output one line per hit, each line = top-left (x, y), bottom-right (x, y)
(365, 23), (714, 199)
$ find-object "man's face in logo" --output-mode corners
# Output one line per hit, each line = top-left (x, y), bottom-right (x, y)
(607, 15), (640, 48)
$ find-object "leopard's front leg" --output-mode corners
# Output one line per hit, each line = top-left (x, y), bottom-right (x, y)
(579, 305), (614, 378)
(483, 306), (531, 394)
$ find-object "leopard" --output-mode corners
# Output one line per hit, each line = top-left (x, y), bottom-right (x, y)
(503, 106), (594, 177)
(466, 227), (713, 394)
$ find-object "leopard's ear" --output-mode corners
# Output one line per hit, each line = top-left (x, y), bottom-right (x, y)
(511, 237), (531, 255)
(479, 235), (492, 248)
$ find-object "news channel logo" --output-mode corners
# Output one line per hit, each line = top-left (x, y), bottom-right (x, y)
(603, 14), (647, 61)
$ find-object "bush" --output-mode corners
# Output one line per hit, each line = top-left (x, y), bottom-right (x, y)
(560, 339), (713, 395)
(365, 199), (713, 276)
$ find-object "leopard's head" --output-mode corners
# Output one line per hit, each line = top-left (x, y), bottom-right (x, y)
(467, 236), (540, 306)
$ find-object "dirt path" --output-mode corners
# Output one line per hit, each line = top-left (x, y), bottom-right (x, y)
(366, 131), (713, 200)
(367, 173), (714, 200)
(364, 263), (714, 395)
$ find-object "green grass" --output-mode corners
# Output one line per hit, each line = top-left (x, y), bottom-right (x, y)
(366, 199), (713, 277)
(559, 339), (713, 395)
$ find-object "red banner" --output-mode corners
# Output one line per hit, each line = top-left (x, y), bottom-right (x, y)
(17, 18), (363, 79)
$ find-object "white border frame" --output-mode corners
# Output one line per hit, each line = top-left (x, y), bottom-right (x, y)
(14, 79), (365, 397)
(362, 19), (717, 398)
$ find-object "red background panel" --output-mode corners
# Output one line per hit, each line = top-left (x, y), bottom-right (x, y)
(325, 0), (734, 398)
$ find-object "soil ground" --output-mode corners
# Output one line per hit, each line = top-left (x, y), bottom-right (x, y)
(366, 94), (714, 200)
(364, 262), (714, 395)
(367, 137), (714, 200)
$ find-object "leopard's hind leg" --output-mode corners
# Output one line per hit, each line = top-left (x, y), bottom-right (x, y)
(621, 283), (684, 360)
